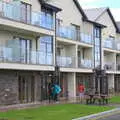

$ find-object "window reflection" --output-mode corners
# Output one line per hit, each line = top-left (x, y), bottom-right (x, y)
(38, 36), (53, 65)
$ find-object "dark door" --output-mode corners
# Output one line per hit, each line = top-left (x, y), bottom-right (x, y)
(18, 75), (35, 103)
(40, 73), (52, 101)
(115, 75), (120, 93)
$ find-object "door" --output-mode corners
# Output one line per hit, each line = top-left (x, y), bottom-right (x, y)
(40, 73), (52, 101)
(60, 73), (68, 98)
(115, 75), (120, 93)
(76, 74), (94, 95)
(20, 39), (31, 63)
(18, 75), (35, 103)
(21, 2), (31, 23)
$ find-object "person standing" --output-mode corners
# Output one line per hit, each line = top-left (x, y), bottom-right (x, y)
(53, 83), (61, 102)
(48, 82), (54, 103)
(78, 84), (85, 103)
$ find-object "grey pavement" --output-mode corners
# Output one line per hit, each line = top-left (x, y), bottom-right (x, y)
(98, 113), (120, 120)
(73, 108), (120, 120)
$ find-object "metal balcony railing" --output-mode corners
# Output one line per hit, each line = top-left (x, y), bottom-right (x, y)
(56, 26), (93, 44)
(116, 64), (120, 71)
(103, 38), (115, 50)
(0, 46), (53, 65)
(78, 58), (93, 69)
(0, 1), (54, 29)
(57, 56), (75, 68)
(116, 42), (120, 51)
(104, 62), (115, 71)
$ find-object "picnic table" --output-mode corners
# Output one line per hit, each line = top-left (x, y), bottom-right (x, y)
(86, 94), (109, 105)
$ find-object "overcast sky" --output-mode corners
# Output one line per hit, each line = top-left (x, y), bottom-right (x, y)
(78, 0), (120, 21)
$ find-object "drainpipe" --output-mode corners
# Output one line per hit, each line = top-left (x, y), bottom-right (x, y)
(54, 12), (60, 84)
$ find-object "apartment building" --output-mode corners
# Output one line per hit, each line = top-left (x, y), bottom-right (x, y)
(0, 0), (120, 105)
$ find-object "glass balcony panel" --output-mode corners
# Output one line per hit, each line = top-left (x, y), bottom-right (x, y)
(0, 1), (53, 29)
(104, 39), (115, 49)
(80, 33), (92, 44)
(57, 26), (76, 40)
(104, 62), (114, 70)
(116, 43), (120, 50)
(0, 46), (53, 66)
(46, 53), (53, 65)
(57, 56), (74, 68)
(78, 58), (93, 68)
(31, 51), (37, 64)
(31, 12), (41, 26)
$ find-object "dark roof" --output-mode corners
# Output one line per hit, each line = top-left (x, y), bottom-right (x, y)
(84, 7), (107, 21)
(39, 0), (62, 12)
(73, 0), (88, 19)
(84, 7), (120, 33)
(116, 22), (120, 32)
(107, 8), (120, 33)
(83, 19), (106, 28)
(73, 0), (105, 28)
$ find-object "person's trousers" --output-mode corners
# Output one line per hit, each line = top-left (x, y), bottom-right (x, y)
(54, 94), (58, 101)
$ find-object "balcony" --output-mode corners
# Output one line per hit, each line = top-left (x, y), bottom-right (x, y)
(116, 64), (120, 71)
(56, 26), (93, 44)
(0, 1), (54, 30)
(57, 56), (75, 68)
(78, 59), (93, 69)
(104, 62), (115, 71)
(116, 42), (120, 51)
(104, 39), (115, 50)
(0, 46), (53, 66)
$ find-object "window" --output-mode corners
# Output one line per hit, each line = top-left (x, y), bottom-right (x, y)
(37, 36), (53, 65)
(21, 2), (31, 23)
(6, 37), (31, 63)
(41, 7), (53, 29)
(94, 26), (101, 68)
(71, 24), (80, 40)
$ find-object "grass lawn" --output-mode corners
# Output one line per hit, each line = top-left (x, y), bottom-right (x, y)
(110, 96), (120, 104)
(0, 104), (114, 120)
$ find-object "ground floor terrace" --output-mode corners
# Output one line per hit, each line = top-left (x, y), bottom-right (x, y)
(0, 69), (120, 105)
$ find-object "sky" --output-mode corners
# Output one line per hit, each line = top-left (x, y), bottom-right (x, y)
(78, 0), (120, 21)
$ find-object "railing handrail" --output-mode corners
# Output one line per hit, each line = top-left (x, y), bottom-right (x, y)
(57, 25), (93, 44)
(0, 46), (53, 54)
(0, 1), (54, 29)
(0, 1), (53, 17)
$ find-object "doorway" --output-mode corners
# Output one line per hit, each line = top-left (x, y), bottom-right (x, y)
(76, 74), (94, 96)
(115, 75), (120, 93)
(18, 75), (35, 103)
(40, 72), (53, 101)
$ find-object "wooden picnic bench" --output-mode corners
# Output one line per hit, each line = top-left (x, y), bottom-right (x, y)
(85, 94), (109, 105)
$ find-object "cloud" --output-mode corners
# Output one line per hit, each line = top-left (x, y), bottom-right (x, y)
(111, 8), (120, 21)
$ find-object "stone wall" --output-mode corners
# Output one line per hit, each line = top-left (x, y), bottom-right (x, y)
(0, 70), (18, 105)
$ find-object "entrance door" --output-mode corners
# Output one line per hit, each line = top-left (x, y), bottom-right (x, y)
(40, 73), (52, 101)
(76, 74), (93, 95)
(115, 75), (120, 93)
(60, 73), (68, 98)
(18, 75), (35, 103)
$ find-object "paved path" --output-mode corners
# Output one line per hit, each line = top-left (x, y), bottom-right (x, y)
(97, 112), (120, 120)
(91, 110), (120, 120)
(73, 108), (120, 120)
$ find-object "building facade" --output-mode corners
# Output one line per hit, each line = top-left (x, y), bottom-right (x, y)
(0, 0), (120, 105)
